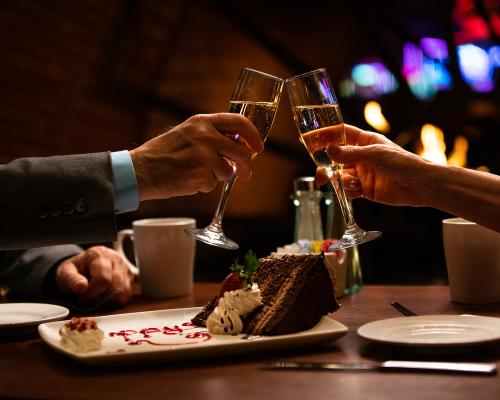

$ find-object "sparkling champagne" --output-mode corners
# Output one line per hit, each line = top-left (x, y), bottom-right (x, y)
(229, 101), (278, 143)
(292, 104), (345, 169)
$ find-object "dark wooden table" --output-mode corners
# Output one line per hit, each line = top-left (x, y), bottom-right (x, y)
(1, 284), (500, 400)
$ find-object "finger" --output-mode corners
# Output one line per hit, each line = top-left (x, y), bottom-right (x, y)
(80, 251), (113, 302)
(109, 261), (132, 306)
(56, 260), (89, 295)
(314, 167), (330, 188)
(211, 156), (235, 182)
(210, 136), (253, 181)
(344, 124), (390, 146)
(208, 113), (264, 154)
(343, 174), (362, 193)
(342, 167), (358, 177)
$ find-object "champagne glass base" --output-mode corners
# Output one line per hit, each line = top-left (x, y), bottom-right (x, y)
(185, 226), (239, 250)
(328, 229), (382, 250)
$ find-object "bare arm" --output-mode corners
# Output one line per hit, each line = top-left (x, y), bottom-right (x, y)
(423, 164), (500, 232)
(321, 124), (500, 232)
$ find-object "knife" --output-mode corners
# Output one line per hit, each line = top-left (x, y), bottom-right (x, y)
(265, 360), (497, 375)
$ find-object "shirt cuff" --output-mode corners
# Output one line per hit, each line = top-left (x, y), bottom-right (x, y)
(110, 150), (140, 214)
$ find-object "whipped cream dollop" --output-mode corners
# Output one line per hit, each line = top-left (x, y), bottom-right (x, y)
(59, 317), (104, 353)
(206, 283), (262, 335)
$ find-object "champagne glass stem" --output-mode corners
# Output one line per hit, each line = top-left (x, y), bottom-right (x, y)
(210, 169), (238, 228)
(326, 166), (357, 230)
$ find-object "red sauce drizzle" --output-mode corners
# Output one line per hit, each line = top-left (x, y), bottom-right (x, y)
(109, 321), (211, 347)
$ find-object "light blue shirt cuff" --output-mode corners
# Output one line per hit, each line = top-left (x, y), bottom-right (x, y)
(110, 151), (140, 214)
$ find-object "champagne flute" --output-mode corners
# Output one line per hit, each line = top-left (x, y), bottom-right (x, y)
(186, 68), (284, 250)
(286, 68), (381, 250)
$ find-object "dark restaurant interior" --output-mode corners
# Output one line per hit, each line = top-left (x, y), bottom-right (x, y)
(0, 0), (498, 285)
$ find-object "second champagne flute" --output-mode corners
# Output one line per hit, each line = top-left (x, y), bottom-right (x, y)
(286, 68), (381, 250)
(186, 68), (284, 250)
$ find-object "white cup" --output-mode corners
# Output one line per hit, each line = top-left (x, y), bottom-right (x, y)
(443, 218), (500, 304)
(114, 218), (196, 298)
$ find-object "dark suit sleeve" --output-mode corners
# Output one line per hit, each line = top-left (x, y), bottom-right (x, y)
(0, 152), (117, 250)
(0, 245), (82, 300)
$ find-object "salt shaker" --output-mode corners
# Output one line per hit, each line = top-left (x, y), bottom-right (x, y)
(291, 177), (324, 242)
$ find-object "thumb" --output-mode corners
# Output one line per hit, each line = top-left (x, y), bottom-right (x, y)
(56, 261), (89, 295)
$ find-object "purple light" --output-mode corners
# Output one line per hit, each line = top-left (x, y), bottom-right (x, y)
(420, 37), (449, 61)
(402, 43), (424, 78)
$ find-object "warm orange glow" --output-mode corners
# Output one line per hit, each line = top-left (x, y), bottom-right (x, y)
(448, 135), (468, 167)
(477, 165), (490, 173)
(418, 125), (470, 167)
(419, 124), (447, 164)
(364, 101), (390, 133)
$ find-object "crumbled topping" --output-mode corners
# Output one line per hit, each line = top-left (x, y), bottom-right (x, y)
(64, 317), (99, 332)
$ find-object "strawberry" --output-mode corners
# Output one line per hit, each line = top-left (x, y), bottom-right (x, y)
(215, 250), (260, 303)
(216, 272), (243, 303)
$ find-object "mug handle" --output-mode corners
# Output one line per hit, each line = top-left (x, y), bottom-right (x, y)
(113, 229), (140, 277)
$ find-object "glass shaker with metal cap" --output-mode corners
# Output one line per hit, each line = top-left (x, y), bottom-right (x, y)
(291, 177), (324, 242)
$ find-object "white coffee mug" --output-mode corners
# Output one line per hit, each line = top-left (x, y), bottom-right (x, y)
(443, 218), (500, 304)
(114, 218), (196, 298)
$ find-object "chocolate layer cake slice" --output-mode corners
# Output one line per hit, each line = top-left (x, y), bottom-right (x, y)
(192, 253), (340, 335)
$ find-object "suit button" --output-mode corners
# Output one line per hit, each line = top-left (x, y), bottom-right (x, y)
(74, 198), (88, 213)
(50, 205), (62, 217)
(62, 201), (75, 215)
(37, 207), (49, 219)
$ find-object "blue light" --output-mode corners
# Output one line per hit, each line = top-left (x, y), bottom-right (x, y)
(458, 44), (494, 92)
(489, 46), (500, 67)
(424, 59), (452, 89)
(352, 64), (377, 87)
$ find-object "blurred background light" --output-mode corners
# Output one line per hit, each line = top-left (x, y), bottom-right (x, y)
(490, 46), (500, 67)
(448, 135), (469, 167)
(419, 124), (447, 164)
(341, 60), (398, 99)
(420, 37), (448, 60)
(364, 101), (390, 133)
(457, 44), (495, 92)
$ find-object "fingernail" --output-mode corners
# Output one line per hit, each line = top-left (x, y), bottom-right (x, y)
(347, 178), (360, 191)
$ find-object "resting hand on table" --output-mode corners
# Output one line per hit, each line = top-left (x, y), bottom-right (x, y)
(315, 124), (500, 232)
(55, 246), (133, 306)
(130, 113), (263, 201)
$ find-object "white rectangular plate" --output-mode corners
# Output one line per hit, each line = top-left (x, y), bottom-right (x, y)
(38, 307), (348, 365)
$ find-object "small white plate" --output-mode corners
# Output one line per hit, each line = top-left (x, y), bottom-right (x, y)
(0, 303), (69, 336)
(357, 315), (500, 346)
(38, 307), (348, 364)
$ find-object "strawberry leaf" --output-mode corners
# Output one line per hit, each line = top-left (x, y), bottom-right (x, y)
(229, 250), (259, 285)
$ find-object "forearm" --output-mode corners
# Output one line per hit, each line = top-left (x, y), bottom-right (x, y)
(423, 164), (500, 232)
(0, 153), (117, 249)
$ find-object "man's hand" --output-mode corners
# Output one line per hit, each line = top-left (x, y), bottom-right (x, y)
(130, 113), (263, 201)
(55, 246), (133, 306)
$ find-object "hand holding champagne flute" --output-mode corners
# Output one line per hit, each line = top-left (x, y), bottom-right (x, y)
(186, 68), (284, 250)
(286, 68), (381, 250)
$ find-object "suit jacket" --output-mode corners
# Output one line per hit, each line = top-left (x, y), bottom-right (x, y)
(0, 152), (116, 250)
(0, 245), (82, 300)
